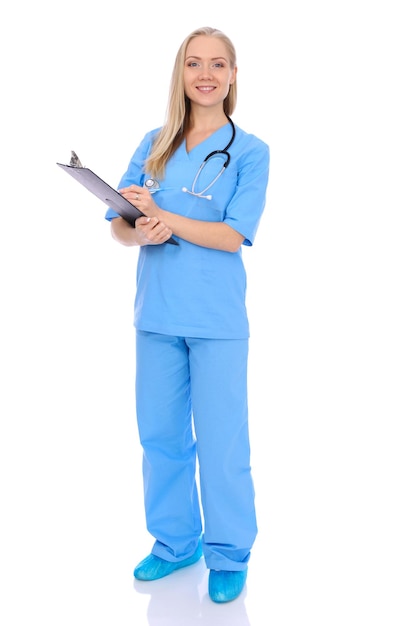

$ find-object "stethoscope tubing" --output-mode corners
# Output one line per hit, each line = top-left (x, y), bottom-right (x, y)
(202, 114), (236, 167)
(185, 116), (236, 199)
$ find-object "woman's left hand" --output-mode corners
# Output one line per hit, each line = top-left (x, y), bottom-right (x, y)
(119, 185), (159, 218)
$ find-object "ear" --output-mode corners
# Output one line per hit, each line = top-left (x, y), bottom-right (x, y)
(230, 66), (237, 85)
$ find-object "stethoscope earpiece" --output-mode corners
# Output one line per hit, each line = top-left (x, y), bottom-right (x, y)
(182, 186), (212, 200)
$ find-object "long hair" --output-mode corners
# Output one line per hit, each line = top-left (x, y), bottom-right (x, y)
(145, 26), (237, 179)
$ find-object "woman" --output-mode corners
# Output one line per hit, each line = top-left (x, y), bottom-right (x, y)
(105, 26), (269, 603)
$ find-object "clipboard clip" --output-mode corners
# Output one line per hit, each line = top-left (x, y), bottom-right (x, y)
(70, 151), (83, 168)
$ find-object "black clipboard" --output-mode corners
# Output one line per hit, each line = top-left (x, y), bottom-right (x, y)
(56, 162), (179, 246)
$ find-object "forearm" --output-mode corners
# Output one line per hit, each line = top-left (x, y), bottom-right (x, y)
(110, 217), (140, 246)
(157, 209), (244, 252)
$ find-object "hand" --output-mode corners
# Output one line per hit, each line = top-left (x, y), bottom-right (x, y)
(134, 216), (174, 246)
(119, 184), (156, 218)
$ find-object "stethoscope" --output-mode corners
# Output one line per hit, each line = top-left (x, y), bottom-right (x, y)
(144, 115), (236, 201)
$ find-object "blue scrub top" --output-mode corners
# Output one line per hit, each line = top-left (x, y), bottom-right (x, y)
(105, 123), (269, 339)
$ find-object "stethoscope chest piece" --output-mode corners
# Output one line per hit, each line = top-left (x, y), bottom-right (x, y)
(144, 178), (160, 190)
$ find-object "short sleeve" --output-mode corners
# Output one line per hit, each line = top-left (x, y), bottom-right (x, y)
(223, 135), (270, 246)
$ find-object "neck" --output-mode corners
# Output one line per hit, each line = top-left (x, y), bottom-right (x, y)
(188, 109), (229, 133)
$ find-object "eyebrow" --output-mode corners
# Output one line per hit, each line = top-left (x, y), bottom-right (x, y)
(185, 56), (228, 62)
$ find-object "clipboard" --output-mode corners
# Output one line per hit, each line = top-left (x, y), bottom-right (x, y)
(56, 160), (179, 246)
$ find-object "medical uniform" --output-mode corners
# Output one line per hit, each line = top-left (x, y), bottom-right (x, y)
(106, 122), (269, 571)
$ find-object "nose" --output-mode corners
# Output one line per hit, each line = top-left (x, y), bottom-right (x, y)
(198, 64), (213, 79)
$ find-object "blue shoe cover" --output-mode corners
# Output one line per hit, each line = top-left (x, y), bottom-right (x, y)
(133, 540), (203, 581)
(208, 568), (248, 603)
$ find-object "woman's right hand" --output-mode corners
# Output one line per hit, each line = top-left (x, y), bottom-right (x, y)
(110, 215), (173, 247)
(134, 216), (174, 246)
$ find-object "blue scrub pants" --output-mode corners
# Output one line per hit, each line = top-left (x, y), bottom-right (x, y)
(135, 330), (257, 571)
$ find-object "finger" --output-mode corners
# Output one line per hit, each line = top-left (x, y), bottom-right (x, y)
(135, 216), (151, 225)
(119, 185), (137, 193)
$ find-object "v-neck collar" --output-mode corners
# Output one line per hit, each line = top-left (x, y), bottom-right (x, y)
(183, 122), (233, 157)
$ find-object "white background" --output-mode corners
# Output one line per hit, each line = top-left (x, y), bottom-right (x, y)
(1, 1), (416, 624)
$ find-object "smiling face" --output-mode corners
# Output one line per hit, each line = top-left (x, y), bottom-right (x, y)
(183, 35), (237, 111)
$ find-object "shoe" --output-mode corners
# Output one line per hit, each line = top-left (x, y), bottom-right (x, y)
(133, 540), (203, 581)
(208, 568), (248, 603)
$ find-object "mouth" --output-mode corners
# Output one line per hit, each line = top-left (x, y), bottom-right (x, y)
(196, 86), (216, 93)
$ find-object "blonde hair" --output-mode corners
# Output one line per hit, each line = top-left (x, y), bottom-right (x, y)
(145, 26), (237, 179)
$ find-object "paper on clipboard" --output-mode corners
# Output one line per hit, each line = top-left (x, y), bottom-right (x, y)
(56, 154), (179, 246)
